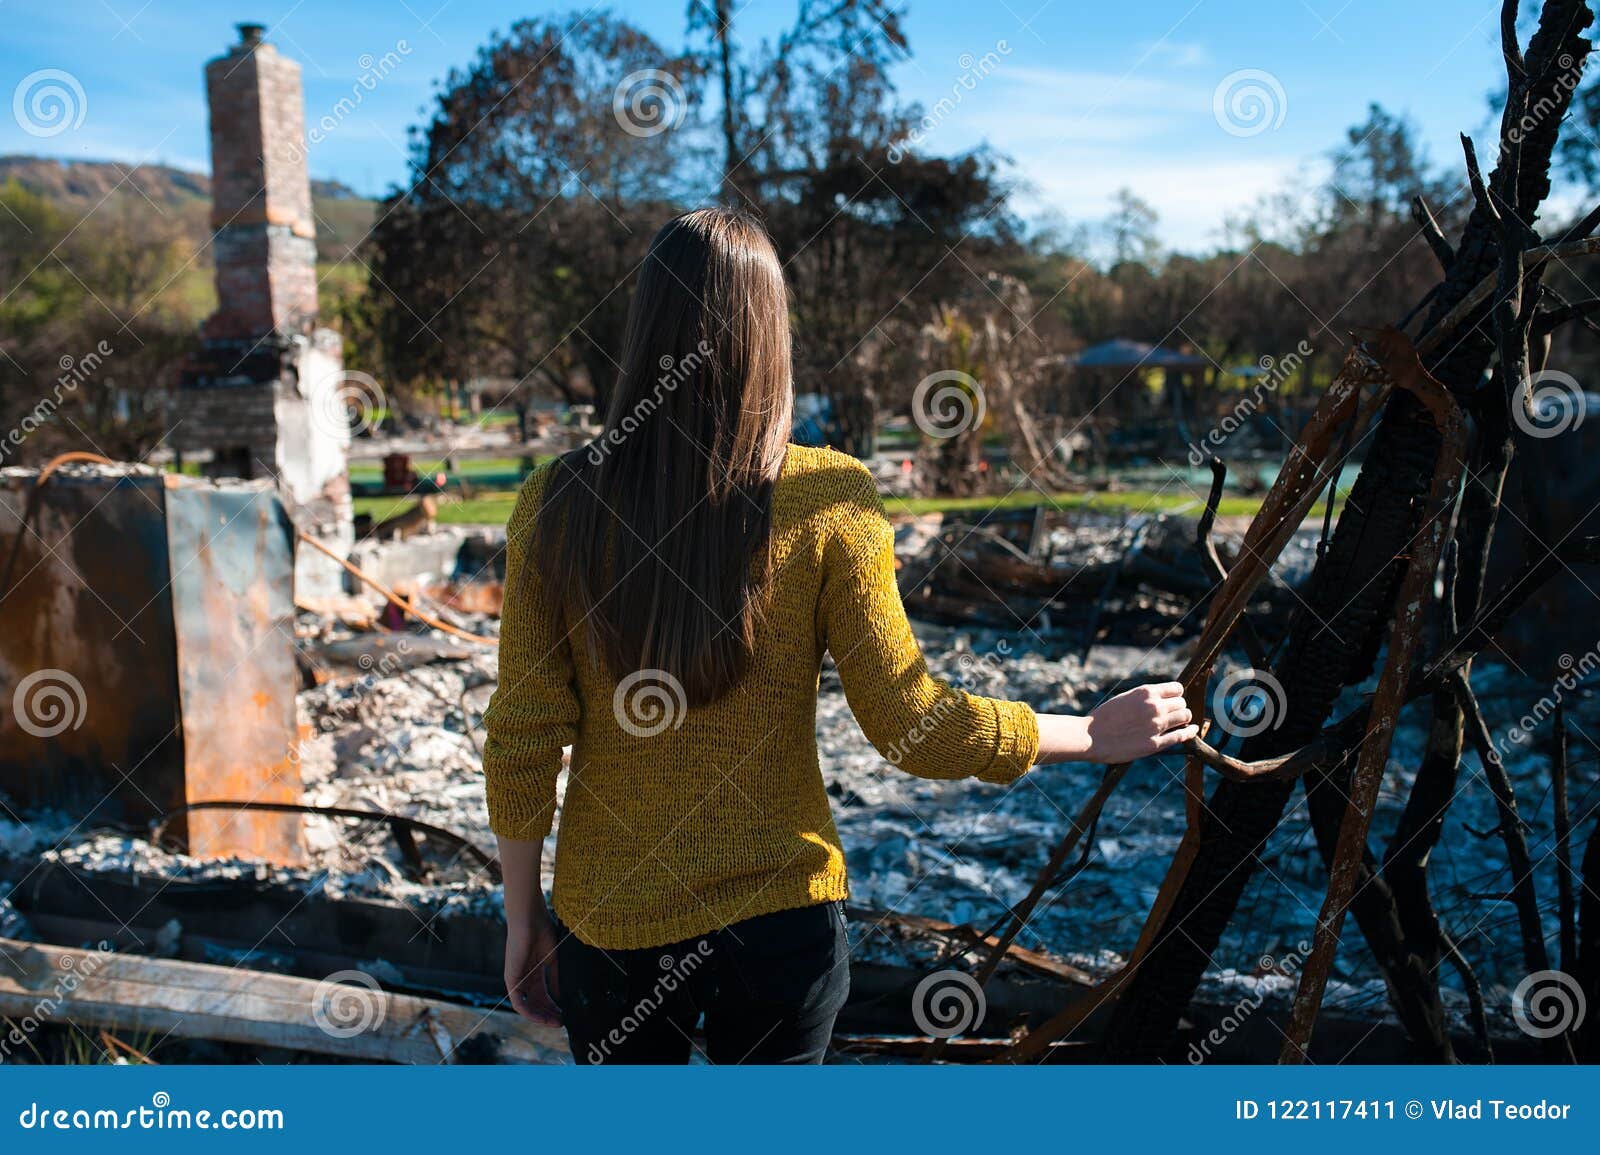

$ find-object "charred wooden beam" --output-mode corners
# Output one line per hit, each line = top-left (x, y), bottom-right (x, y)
(1193, 457), (1270, 667)
(1578, 784), (1600, 1061)
(1102, 0), (1596, 1063)
(1184, 733), (1340, 784)
(994, 346), (1390, 1063)
(1455, 671), (1574, 1062)
(1411, 195), (1456, 270)
(1381, 537), (1474, 1057)
(1280, 352), (1466, 1062)
(1554, 706), (1576, 973)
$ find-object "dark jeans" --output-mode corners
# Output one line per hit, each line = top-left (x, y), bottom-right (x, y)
(552, 900), (850, 1064)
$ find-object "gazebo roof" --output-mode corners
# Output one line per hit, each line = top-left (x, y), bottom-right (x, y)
(1060, 339), (1208, 370)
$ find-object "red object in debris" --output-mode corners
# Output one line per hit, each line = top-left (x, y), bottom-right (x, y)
(901, 458), (913, 474)
(380, 598), (408, 631)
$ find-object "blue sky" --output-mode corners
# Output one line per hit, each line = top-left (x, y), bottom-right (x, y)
(1, 0), (1526, 251)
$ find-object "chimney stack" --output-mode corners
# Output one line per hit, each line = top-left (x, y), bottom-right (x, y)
(202, 21), (319, 340)
(178, 25), (353, 600)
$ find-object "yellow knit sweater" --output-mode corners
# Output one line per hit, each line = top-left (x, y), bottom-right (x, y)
(482, 444), (1040, 949)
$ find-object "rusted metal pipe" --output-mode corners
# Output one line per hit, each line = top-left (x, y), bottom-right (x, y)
(152, 801), (502, 882)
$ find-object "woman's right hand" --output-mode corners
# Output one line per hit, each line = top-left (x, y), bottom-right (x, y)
(497, 835), (562, 1026)
(1083, 681), (1197, 764)
(505, 916), (562, 1026)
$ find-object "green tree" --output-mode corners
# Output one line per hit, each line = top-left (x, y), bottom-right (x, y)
(368, 12), (699, 421)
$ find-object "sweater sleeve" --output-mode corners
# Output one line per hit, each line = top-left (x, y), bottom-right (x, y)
(482, 471), (580, 840)
(819, 465), (1039, 784)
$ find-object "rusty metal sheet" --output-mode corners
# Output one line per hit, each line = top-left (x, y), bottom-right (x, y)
(0, 469), (184, 820)
(0, 466), (302, 864)
(163, 475), (303, 863)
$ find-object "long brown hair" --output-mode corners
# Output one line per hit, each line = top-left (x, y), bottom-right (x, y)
(533, 207), (794, 706)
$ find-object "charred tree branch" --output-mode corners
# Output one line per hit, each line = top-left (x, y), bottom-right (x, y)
(1411, 196), (1456, 270)
(1454, 670), (1575, 1062)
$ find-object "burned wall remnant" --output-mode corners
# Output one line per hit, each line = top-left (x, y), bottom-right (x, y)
(176, 23), (353, 600)
(0, 465), (304, 864)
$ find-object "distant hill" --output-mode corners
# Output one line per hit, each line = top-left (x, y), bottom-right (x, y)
(0, 156), (377, 263)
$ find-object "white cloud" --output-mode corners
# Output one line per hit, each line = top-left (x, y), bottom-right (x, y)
(1141, 40), (1212, 68)
(1014, 150), (1305, 254)
(908, 62), (1310, 251)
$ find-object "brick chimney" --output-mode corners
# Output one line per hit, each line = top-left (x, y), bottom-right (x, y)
(204, 22), (319, 340)
(178, 24), (353, 599)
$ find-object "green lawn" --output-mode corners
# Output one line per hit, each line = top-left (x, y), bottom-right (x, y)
(354, 490), (522, 525)
(354, 486), (1335, 528)
(347, 455), (545, 482)
(882, 489), (1282, 519)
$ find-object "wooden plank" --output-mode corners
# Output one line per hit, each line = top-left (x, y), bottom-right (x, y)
(12, 861), (513, 1002)
(0, 936), (566, 1064)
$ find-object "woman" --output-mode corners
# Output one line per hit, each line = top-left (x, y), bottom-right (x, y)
(483, 207), (1196, 1065)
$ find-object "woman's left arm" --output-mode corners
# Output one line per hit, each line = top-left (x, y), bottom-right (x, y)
(821, 466), (1194, 782)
